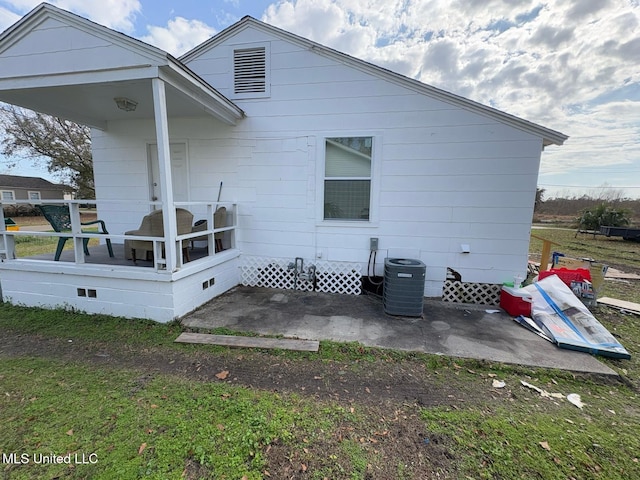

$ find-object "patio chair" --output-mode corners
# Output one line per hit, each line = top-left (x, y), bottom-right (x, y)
(191, 206), (227, 253)
(36, 204), (114, 261)
(124, 208), (193, 264)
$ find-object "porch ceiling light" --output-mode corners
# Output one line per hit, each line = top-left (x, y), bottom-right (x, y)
(114, 97), (138, 112)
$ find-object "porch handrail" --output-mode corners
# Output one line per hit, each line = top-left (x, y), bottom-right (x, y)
(1, 200), (237, 270)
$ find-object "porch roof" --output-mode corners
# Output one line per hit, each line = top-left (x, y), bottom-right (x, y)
(0, 3), (244, 129)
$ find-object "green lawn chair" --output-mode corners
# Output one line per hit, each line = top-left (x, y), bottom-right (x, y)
(36, 204), (114, 261)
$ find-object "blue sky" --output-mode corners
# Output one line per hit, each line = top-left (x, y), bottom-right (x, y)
(1, 0), (639, 199)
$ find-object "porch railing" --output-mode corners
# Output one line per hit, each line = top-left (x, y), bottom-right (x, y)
(0, 199), (237, 272)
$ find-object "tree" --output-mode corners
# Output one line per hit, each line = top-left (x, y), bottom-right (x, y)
(0, 104), (94, 198)
(534, 187), (545, 211)
(576, 203), (631, 232)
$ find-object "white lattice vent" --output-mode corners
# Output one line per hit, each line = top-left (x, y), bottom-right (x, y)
(241, 256), (362, 295)
(442, 280), (501, 305)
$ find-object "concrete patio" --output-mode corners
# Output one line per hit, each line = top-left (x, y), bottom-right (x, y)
(182, 285), (619, 376)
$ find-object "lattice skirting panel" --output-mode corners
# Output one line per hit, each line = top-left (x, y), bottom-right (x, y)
(442, 280), (502, 305)
(240, 256), (362, 295)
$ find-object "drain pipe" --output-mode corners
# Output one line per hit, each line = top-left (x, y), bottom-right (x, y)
(287, 257), (304, 290)
(287, 257), (316, 290)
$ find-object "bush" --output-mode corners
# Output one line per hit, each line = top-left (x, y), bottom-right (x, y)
(576, 203), (631, 231)
(2, 204), (42, 217)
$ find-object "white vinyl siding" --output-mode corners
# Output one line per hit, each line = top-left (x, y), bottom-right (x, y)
(324, 137), (372, 221)
(116, 25), (545, 296)
(232, 43), (270, 99)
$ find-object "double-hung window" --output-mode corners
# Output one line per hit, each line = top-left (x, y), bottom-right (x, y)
(1, 190), (15, 201)
(323, 137), (372, 221)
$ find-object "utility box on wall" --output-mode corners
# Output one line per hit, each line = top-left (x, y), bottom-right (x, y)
(383, 258), (426, 316)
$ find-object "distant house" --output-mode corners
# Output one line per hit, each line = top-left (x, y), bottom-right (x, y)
(0, 4), (567, 322)
(0, 174), (68, 202)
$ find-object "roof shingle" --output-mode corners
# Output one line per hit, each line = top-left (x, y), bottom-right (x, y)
(0, 174), (67, 190)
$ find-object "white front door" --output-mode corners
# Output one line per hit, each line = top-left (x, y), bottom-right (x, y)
(148, 143), (189, 204)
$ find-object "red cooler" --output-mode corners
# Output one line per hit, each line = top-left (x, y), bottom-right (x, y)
(500, 286), (533, 317)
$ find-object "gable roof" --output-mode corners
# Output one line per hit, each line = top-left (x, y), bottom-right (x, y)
(0, 174), (67, 190)
(182, 16), (567, 147)
(0, 3), (168, 67)
(0, 3), (244, 128)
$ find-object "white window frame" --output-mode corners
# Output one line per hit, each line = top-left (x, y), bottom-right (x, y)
(316, 133), (382, 227)
(229, 42), (271, 100)
(1, 190), (15, 201)
(28, 191), (41, 201)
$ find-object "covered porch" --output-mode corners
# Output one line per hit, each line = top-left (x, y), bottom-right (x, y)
(0, 4), (245, 321)
(0, 199), (241, 321)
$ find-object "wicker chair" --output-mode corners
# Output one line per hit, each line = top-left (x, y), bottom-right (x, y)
(124, 208), (193, 264)
(36, 204), (114, 261)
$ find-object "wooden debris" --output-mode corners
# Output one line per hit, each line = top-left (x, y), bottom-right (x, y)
(597, 297), (640, 315)
(604, 268), (640, 280)
(175, 332), (319, 352)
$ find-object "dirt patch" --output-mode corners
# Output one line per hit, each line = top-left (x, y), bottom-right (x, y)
(264, 409), (457, 479)
(0, 332), (476, 407)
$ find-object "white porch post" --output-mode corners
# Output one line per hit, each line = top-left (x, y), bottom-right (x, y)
(152, 78), (178, 271)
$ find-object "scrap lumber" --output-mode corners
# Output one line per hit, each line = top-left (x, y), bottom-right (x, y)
(604, 268), (640, 280)
(175, 332), (320, 352)
(597, 297), (640, 315)
(530, 234), (561, 273)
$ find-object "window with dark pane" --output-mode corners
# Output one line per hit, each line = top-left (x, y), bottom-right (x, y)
(324, 137), (372, 220)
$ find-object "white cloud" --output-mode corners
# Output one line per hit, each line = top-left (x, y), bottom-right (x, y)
(140, 17), (217, 56)
(2, 0), (141, 32)
(0, 7), (21, 32)
(263, 0), (640, 195)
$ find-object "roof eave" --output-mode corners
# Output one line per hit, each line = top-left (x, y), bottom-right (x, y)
(165, 56), (245, 123)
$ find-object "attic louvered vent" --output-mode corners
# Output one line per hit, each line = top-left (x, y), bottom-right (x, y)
(234, 47), (266, 95)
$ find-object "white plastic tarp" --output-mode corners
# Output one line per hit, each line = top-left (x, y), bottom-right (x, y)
(523, 275), (630, 359)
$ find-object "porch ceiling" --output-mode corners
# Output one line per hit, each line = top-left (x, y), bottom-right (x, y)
(0, 74), (241, 130)
(0, 3), (244, 130)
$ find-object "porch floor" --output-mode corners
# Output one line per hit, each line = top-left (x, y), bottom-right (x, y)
(25, 243), (211, 266)
(182, 286), (618, 376)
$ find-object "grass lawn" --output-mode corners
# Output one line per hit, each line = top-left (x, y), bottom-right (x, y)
(12, 234), (102, 258)
(1, 229), (639, 479)
(1, 357), (336, 479)
(6, 214), (100, 258)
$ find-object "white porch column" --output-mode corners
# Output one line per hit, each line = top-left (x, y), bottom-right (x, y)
(152, 78), (178, 271)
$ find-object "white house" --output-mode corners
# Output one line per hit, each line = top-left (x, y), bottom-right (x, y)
(0, 3), (567, 322)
